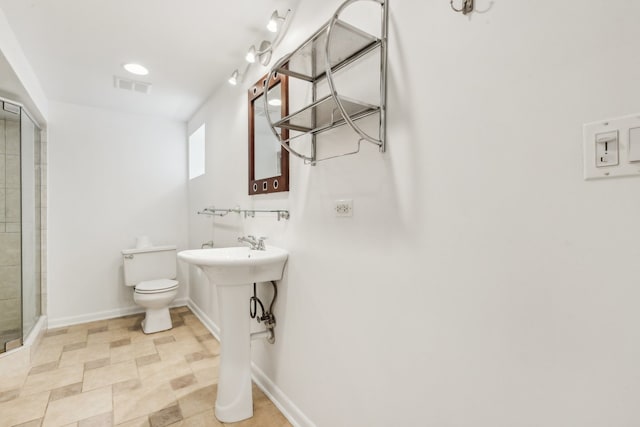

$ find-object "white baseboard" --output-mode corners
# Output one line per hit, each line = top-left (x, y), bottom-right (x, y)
(251, 363), (316, 427)
(186, 299), (220, 340)
(186, 298), (314, 427)
(47, 298), (189, 329)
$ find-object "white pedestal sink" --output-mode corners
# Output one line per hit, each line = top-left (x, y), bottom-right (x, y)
(177, 246), (288, 422)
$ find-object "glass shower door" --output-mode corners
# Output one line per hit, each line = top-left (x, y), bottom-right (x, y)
(0, 103), (22, 352)
(0, 100), (42, 353)
(21, 109), (41, 339)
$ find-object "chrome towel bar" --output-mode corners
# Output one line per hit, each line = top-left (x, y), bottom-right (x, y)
(197, 206), (290, 221)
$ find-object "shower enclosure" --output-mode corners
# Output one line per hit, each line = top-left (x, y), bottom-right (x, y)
(0, 98), (42, 353)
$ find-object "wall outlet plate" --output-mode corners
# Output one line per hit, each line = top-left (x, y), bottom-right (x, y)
(334, 199), (353, 217)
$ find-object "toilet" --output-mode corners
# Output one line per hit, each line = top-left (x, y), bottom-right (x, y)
(122, 240), (179, 334)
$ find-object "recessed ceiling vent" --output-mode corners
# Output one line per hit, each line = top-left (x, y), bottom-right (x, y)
(113, 76), (152, 94)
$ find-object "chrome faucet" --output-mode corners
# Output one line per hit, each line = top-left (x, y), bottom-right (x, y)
(237, 235), (267, 250)
(201, 240), (214, 249)
(256, 237), (266, 251)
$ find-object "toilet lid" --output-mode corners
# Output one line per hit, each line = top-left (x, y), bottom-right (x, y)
(135, 279), (179, 294)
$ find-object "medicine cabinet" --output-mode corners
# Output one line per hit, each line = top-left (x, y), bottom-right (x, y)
(248, 72), (289, 195)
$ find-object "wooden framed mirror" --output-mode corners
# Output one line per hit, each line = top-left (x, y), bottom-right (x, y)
(248, 72), (289, 195)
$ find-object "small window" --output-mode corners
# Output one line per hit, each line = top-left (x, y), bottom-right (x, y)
(189, 124), (205, 179)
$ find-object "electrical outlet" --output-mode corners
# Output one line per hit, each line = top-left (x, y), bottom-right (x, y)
(334, 199), (353, 217)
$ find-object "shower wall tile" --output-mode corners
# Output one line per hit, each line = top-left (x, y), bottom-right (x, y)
(41, 164), (47, 185)
(41, 186), (47, 208)
(41, 233), (47, 258)
(5, 155), (20, 188)
(0, 120), (5, 153)
(5, 120), (19, 155)
(0, 232), (20, 265)
(0, 298), (20, 330)
(0, 154), (5, 188)
(35, 169), (41, 194)
(0, 188), (5, 222)
(0, 316), (20, 332)
(5, 188), (20, 221)
(0, 265), (20, 299)
(6, 222), (20, 233)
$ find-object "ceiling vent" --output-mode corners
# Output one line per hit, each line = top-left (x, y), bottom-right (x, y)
(113, 76), (152, 94)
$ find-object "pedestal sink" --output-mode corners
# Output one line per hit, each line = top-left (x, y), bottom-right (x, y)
(177, 246), (288, 422)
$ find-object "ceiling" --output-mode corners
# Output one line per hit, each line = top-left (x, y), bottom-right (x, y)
(0, 0), (297, 121)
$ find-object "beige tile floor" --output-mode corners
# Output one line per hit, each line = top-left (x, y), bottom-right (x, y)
(0, 307), (291, 427)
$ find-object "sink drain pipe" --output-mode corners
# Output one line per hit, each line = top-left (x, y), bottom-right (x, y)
(249, 281), (277, 344)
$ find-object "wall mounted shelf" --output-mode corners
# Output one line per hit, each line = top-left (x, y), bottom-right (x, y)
(274, 94), (379, 134)
(264, 0), (388, 165)
(274, 20), (381, 82)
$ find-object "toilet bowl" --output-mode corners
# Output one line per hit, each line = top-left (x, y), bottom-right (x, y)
(134, 279), (179, 333)
(122, 243), (179, 334)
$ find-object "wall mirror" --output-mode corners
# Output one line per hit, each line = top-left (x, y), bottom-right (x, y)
(248, 72), (289, 195)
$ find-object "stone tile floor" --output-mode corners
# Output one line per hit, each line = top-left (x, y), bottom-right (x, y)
(0, 307), (291, 427)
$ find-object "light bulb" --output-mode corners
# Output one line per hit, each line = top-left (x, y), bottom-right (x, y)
(123, 63), (149, 76)
(245, 46), (256, 63)
(228, 70), (239, 86)
(267, 11), (280, 33)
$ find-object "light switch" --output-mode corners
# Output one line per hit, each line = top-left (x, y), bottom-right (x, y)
(629, 127), (640, 162)
(595, 130), (619, 167)
(584, 113), (640, 180)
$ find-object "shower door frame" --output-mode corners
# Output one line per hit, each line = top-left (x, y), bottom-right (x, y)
(0, 96), (44, 353)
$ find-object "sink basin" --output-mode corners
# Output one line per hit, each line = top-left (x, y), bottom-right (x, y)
(177, 246), (288, 286)
(177, 245), (288, 422)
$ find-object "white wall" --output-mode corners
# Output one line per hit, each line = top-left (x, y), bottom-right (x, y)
(0, 8), (48, 122)
(48, 101), (188, 326)
(188, 1), (640, 426)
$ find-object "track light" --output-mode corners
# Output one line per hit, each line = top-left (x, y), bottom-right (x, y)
(228, 9), (292, 87)
(228, 70), (240, 86)
(267, 10), (285, 33)
(245, 46), (256, 63)
(257, 40), (272, 66)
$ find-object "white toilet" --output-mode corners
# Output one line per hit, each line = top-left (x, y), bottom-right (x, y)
(122, 241), (179, 334)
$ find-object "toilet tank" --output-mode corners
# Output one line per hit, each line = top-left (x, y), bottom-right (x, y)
(122, 245), (177, 287)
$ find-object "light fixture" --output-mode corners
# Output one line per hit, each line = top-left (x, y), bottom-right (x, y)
(228, 70), (240, 86)
(267, 10), (285, 33)
(257, 40), (272, 66)
(228, 9), (292, 86)
(245, 46), (256, 63)
(123, 63), (149, 76)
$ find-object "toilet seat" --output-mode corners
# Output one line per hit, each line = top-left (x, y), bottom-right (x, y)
(135, 279), (179, 294)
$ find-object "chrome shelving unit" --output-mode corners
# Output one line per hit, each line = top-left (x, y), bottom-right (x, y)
(274, 94), (380, 133)
(275, 20), (382, 82)
(264, 0), (388, 165)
